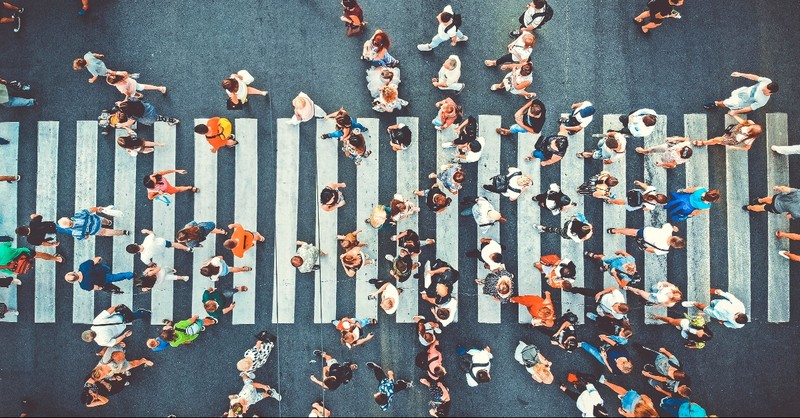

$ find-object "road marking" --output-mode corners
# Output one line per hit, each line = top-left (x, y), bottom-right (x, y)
(725, 114), (751, 315)
(767, 113), (789, 323)
(272, 119), (300, 324)
(0, 122), (19, 323)
(110, 128), (135, 308)
(34, 122), (58, 323)
(73, 121), (98, 324)
(436, 125), (459, 322)
(643, 116), (668, 324)
(192, 120), (219, 318)
(355, 118), (380, 320)
(602, 115), (626, 289)
(151, 122), (177, 324)
(683, 114), (710, 315)
(232, 118), (258, 325)
(560, 114), (585, 321)
(313, 119), (338, 324)
(395, 116), (419, 323)
(477, 115), (502, 324)
(517, 132), (540, 323)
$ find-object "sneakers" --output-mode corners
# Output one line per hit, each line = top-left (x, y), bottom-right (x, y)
(441, 141), (454, 148)
(509, 29), (521, 38)
(457, 35), (468, 42)
(597, 374), (607, 384)
(681, 301), (696, 308)
(417, 43), (433, 52)
(384, 254), (395, 262)
(585, 312), (598, 321)
(12, 14), (20, 33)
(9, 81), (30, 91)
(313, 349), (323, 357)
(366, 361), (378, 369)
(709, 288), (719, 295)
(532, 224), (545, 233)
(268, 388), (282, 401)
(129, 73), (140, 79)
(779, 250), (791, 260)
(558, 116), (569, 124)
(703, 101), (717, 110)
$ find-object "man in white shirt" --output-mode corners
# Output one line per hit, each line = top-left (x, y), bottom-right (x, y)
(635, 137), (693, 169)
(593, 287), (628, 320)
(461, 197), (504, 235)
(683, 288), (748, 329)
(81, 305), (150, 351)
(620, 108), (658, 137)
(561, 101), (595, 135)
(484, 32), (535, 67)
(579, 132), (627, 165)
(608, 223), (685, 256)
(452, 137), (485, 163)
(458, 346), (492, 387)
(417, 5), (468, 51)
(466, 237), (505, 272)
(126, 228), (191, 266)
(705, 72), (778, 115)
(510, 0), (553, 38)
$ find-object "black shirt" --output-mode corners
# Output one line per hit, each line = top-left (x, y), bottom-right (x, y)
(392, 253), (414, 282)
(325, 362), (354, 390)
(535, 135), (567, 160)
(398, 229), (421, 255)
(454, 116), (477, 145)
(119, 100), (146, 118)
(426, 185), (450, 211)
(648, 0), (673, 16)
(389, 125), (412, 148)
(522, 99), (546, 134)
(26, 215), (57, 246)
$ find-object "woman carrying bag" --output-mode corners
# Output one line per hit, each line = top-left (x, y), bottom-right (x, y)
(222, 70), (267, 108)
(665, 187), (720, 221)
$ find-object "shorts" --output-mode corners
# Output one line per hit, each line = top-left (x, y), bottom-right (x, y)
(326, 358), (339, 368)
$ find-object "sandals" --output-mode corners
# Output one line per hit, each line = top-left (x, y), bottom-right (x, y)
(4, 175), (20, 183)
(576, 152), (586, 159)
(606, 228), (616, 234)
(191, 187), (200, 193)
(693, 140), (705, 147)
(496, 128), (512, 136)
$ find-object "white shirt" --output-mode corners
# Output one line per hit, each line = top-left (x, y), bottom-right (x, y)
(706, 291), (746, 329)
(523, 5), (548, 28)
(207, 257), (226, 281)
(91, 310), (127, 347)
(436, 297), (458, 327)
(501, 167), (527, 200)
(653, 282), (679, 304)
(381, 283), (399, 315)
(597, 289), (627, 320)
(472, 197), (499, 234)
(628, 186), (658, 211)
(465, 348), (493, 387)
(438, 56), (462, 86)
(572, 101), (594, 128)
(456, 136), (485, 163)
(642, 223), (673, 255)
(600, 134), (627, 162)
(480, 240), (504, 271)
(576, 383), (604, 417)
(437, 5), (459, 38)
(509, 35), (533, 62)
(628, 108), (657, 137)
(140, 234), (168, 265)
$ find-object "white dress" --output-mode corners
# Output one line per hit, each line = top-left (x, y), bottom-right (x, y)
(366, 67), (400, 98)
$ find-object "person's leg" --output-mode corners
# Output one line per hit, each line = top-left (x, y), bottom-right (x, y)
(96, 228), (128, 236)
(246, 86), (267, 96)
(439, 82), (464, 91)
(771, 144), (800, 155)
(33, 251), (62, 262)
(139, 84), (166, 92)
(565, 286), (598, 298)
(561, 386), (581, 401)
(608, 228), (639, 237)
(394, 380), (410, 392)
(780, 251), (800, 262)
(651, 315), (682, 327)
(601, 380), (628, 396)
(777, 231), (800, 241)
(660, 396), (688, 416)
(429, 34), (447, 49)
(579, 342), (605, 366)
(2, 2), (19, 11)
(155, 115), (180, 125)
(509, 124), (528, 134)
(172, 186), (195, 194)
(495, 53), (515, 66)
(367, 362), (387, 381)
(229, 266), (252, 273)
(634, 10), (651, 22)
(0, 175), (19, 182)
(2, 97), (35, 107)
(459, 207), (474, 217)
(106, 271), (134, 283)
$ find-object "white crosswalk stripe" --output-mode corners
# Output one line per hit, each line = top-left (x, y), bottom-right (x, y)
(0, 113), (792, 325)
(602, 115), (626, 290)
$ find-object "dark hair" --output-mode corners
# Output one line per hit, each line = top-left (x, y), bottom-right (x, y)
(489, 253), (503, 263)
(436, 308), (450, 320)
(440, 12), (453, 21)
(320, 188), (336, 205)
(221, 78), (238, 93)
(553, 136), (568, 152)
(453, 170), (465, 183)
(560, 266), (575, 279)
(594, 405), (610, 417)
(520, 62), (533, 76)
(160, 328), (176, 342)
(117, 135), (141, 150)
(80, 388), (95, 406)
(375, 393), (389, 406)
(194, 124), (209, 135)
(469, 140), (482, 152)
(143, 173), (160, 189)
(617, 303), (629, 314)
(342, 0), (359, 8)
(677, 385), (692, 398)
(564, 336), (578, 352)
(645, 193), (669, 204)
(335, 113), (352, 128)
(106, 73), (125, 84)
(394, 258), (408, 273)
(475, 370), (491, 383)
(561, 280), (573, 291)
(200, 264), (220, 277)
(531, 102), (543, 117)
(533, 0), (547, 8)
(432, 366), (446, 377)
(349, 133), (366, 151)
(703, 189), (721, 203)
(135, 274), (157, 289)
(735, 313), (748, 324)
(14, 226), (30, 236)
(125, 244), (140, 254)
(643, 115), (657, 127)
(679, 146), (693, 160)
(604, 176), (619, 187)
(605, 137), (619, 150)
(767, 82), (779, 93)
(223, 239), (236, 250)
(673, 370), (687, 381)
(372, 32), (391, 49)
(571, 221), (592, 239)
(671, 237), (686, 249)
(176, 226), (201, 243)
(558, 194), (572, 208)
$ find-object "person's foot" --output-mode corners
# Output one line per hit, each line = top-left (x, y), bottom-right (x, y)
(313, 349), (323, 357)
(191, 186), (199, 193)
(509, 29), (521, 38)
(742, 205), (751, 212)
(239, 285), (249, 292)
(586, 312), (598, 321)
(681, 301), (697, 308)
(606, 228), (616, 234)
(168, 118), (180, 126)
(441, 141), (454, 148)
(13, 14), (21, 32)
(635, 147), (647, 154)
(703, 101), (717, 110)
(4, 175), (20, 183)
(78, 8), (87, 15)
(490, 84), (501, 91)
(241, 267), (252, 272)
(122, 230), (130, 236)
(455, 84), (464, 94)
(496, 127), (511, 136)
(709, 287), (719, 295)
(384, 254), (395, 262)
(416, 43), (433, 52)
(458, 35), (468, 42)
(779, 250), (792, 260)
(584, 251), (596, 259)
(633, 17), (643, 24)
(484, 60), (496, 67)
(320, 134), (331, 140)
(366, 361), (378, 369)
(129, 73), (140, 79)
(532, 223), (545, 233)
(597, 374), (607, 384)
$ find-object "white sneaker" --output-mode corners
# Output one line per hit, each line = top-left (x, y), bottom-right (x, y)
(441, 142), (454, 148)
(129, 73), (141, 79)
(533, 224), (545, 233)
(458, 35), (469, 42)
(779, 250), (791, 260)
(417, 43), (433, 52)
(384, 254), (395, 262)
(681, 301), (696, 308)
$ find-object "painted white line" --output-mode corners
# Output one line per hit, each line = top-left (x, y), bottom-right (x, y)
(192, 120), (219, 318)
(477, 115), (502, 324)
(395, 116), (419, 323)
(517, 132), (540, 323)
(766, 113), (789, 323)
(683, 114), (710, 315)
(313, 119), (338, 324)
(643, 116), (668, 324)
(111, 128), (135, 308)
(34, 121), (58, 323)
(724, 114), (751, 315)
(355, 118), (380, 320)
(273, 119), (300, 324)
(601, 115), (626, 290)
(436, 125), (459, 322)
(232, 118), (258, 325)
(151, 122), (177, 324)
(73, 121), (98, 324)
(0, 122), (19, 323)
(559, 114), (585, 321)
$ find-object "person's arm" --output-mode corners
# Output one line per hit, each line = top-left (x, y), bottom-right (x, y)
(222, 301), (236, 315)
(657, 161), (678, 169)
(599, 350), (614, 373)
(370, 282), (390, 298)
(86, 394), (110, 408)
(731, 71), (762, 82)
(642, 371), (668, 382)
(594, 287), (615, 301)
(113, 329), (133, 346)
(92, 256), (103, 265)
(352, 332), (375, 347)
(540, 155), (562, 166)
(310, 374), (329, 389)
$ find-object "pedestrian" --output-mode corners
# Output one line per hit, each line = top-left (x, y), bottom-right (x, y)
(116, 133), (164, 157)
(490, 62), (535, 99)
(340, 245), (374, 278)
(81, 304), (149, 349)
(320, 107), (369, 140)
(460, 196), (506, 234)
(452, 136), (485, 163)
(457, 346), (492, 387)
(682, 288), (748, 329)
(559, 100), (595, 135)
(514, 341), (554, 384)
(0, 2), (22, 32)
(477, 268), (515, 304)
(175, 220), (226, 249)
(418, 4), (467, 52)
(78, 0), (89, 15)
(57, 206), (127, 240)
(134, 265), (189, 293)
(580, 334), (633, 375)
(368, 279), (401, 315)
(333, 316), (376, 349)
(417, 339), (446, 383)
(163, 315), (207, 348)
(289, 92), (326, 125)
(15, 214), (60, 247)
(704, 72), (777, 115)
(82, 372), (129, 408)
(431, 296), (458, 328)
(607, 223), (685, 255)
(587, 286), (629, 321)
(634, 0), (684, 34)
(341, 132), (372, 165)
(227, 376), (281, 416)
(649, 313), (714, 349)
(536, 311), (578, 352)
(362, 29), (400, 67)
(389, 196), (420, 225)
(415, 315), (443, 347)
(525, 126), (569, 166)
(484, 32), (535, 67)
(533, 213), (594, 243)
(195, 117), (238, 153)
(127, 228), (191, 266)
(442, 115), (478, 150)
(777, 230), (800, 262)
(309, 401), (332, 418)
(420, 259), (459, 307)
(533, 183), (575, 215)
(599, 378), (658, 417)
(203, 285), (248, 323)
(482, 166), (532, 201)
(366, 362), (410, 411)
(310, 350), (358, 390)
(743, 185), (800, 219)
(72, 52), (120, 83)
(694, 114), (761, 151)
(199, 255), (252, 281)
(111, 98), (179, 133)
(534, 254), (576, 290)
(511, 291), (555, 327)
(466, 237), (505, 272)
(577, 171), (619, 201)
(577, 131), (627, 165)
(665, 187), (720, 221)
(144, 169), (198, 202)
(432, 55), (464, 93)
(510, 0), (554, 38)
(337, 229), (364, 251)
(106, 70), (166, 98)
(238, 331), (276, 379)
(606, 180), (668, 212)
(432, 97), (459, 130)
(94, 344), (153, 380)
(0, 77), (34, 107)
(617, 108), (657, 137)
(496, 97), (546, 141)
(222, 70), (267, 107)
(420, 378), (451, 417)
(320, 182), (347, 211)
(559, 373), (609, 417)
(626, 281), (682, 308)
(415, 180), (452, 214)
(585, 250), (640, 287)
(388, 122), (412, 151)
(341, 0), (367, 36)
(224, 223), (266, 258)
(65, 257), (133, 293)
(661, 397), (706, 418)
(291, 240), (325, 273)
(366, 66), (401, 99)
(638, 348), (692, 400)
(385, 251), (418, 283)
(431, 163), (465, 195)
(372, 84), (408, 113)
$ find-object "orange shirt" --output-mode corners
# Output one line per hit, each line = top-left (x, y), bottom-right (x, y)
(511, 295), (554, 320)
(205, 117), (233, 152)
(230, 225), (254, 258)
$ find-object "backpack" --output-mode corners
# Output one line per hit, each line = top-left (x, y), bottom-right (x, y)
(519, 3), (554, 28)
(626, 189), (644, 208)
(519, 344), (540, 368)
(1, 252), (33, 275)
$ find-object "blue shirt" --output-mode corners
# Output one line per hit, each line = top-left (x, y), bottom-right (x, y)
(689, 188), (712, 210)
(603, 255), (636, 281)
(63, 209), (102, 240)
(78, 259), (110, 291)
(150, 337), (171, 352)
(438, 165), (461, 192)
(621, 390), (642, 413)
(181, 221), (216, 248)
(377, 378), (395, 411)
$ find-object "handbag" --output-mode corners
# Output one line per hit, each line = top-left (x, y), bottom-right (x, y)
(227, 98), (244, 110)
(1, 253), (33, 275)
(724, 124), (737, 135)
(490, 174), (510, 193)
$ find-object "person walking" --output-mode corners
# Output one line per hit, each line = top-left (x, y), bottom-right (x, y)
(490, 62), (535, 99)
(634, 0), (684, 34)
(310, 350), (358, 391)
(106, 71), (166, 98)
(291, 240), (325, 273)
(222, 70), (267, 106)
(618, 108), (657, 137)
(341, 0), (367, 36)
(367, 362), (410, 411)
(417, 4), (467, 51)
(372, 84), (408, 113)
(228, 376), (281, 416)
(477, 269), (515, 304)
(580, 334), (633, 375)
(224, 223), (265, 258)
(533, 183), (575, 215)
(525, 127), (569, 166)
(649, 313), (714, 349)
(599, 378), (658, 417)
(73, 52), (122, 83)
(577, 171), (619, 201)
(368, 279), (401, 315)
(81, 304), (150, 349)
(607, 223), (685, 255)
(587, 286), (629, 321)
(432, 97), (459, 130)
(694, 114), (761, 151)
(195, 117), (238, 153)
(203, 286), (248, 323)
(320, 107), (368, 140)
(636, 136), (693, 168)
(134, 266), (189, 292)
(289, 92), (326, 125)
(496, 97), (546, 141)
(116, 133), (164, 157)
(559, 101), (595, 135)
(65, 256), (134, 293)
(514, 341), (553, 384)
(743, 185), (800, 219)
(460, 196), (506, 235)
(457, 346), (492, 387)
(388, 122), (412, 151)
(111, 98), (179, 133)
(15, 213), (60, 247)
(237, 331), (276, 379)
(585, 250), (640, 287)
(704, 72), (778, 115)
(362, 29), (400, 67)
(333, 316), (376, 349)
(777, 230), (800, 262)
(512, 292), (555, 327)
(577, 131), (627, 165)
(415, 180), (452, 214)
(0, 77), (34, 107)
(340, 245), (373, 278)
(606, 180), (667, 212)
(665, 187), (720, 221)
(127, 228), (191, 266)
(484, 32), (535, 67)
(320, 182), (347, 211)
(559, 374), (608, 417)
(466, 237), (505, 272)
(366, 66), (400, 99)
(510, 0), (554, 38)
(535, 254), (576, 290)
(0, 238), (62, 277)
(57, 207), (127, 240)
(682, 288), (748, 329)
(199, 255), (252, 281)
(431, 163), (465, 195)
(533, 213), (594, 243)
(176, 220), (226, 249)
(626, 281), (682, 308)
(451, 136), (485, 163)
(483, 167), (532, 201)
(144, 169), (198, 202)
(432, 55), (464, 93)
(162, 315), (207, 348)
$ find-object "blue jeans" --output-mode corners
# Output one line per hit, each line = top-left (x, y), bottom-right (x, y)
(326, 118), (368, 138)
(432, 116), (443, 127)
(581, 336), (627, 365)
(369, 51), (399, 67)
(1, 96), (35, 107)
(106, 272), (134, 283)
(510, 124), (529, 134)
(460, 208), (474, 217)
(660, 396), (689, 416)
(430, 30), (464, 48)
(332, 317), (372, 328)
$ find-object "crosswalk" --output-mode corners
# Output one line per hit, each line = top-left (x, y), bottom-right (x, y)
(0, 113), (792, 325)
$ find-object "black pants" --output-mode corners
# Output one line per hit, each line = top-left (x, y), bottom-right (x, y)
(565, 286), (600, 298)
(539, 224), (570, 240)
(495, 53), (516, 66)
(482, 184), (503, 194)
(369, 363), (409, 392)
(562, 372), (597, 401)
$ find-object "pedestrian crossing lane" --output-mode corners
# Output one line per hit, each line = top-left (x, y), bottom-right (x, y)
(355, 118), (380, 320)
(34, 122), (58, 323)
(602, 115), (626, 290)
(395, 116), (419, 323)
(643, 116), (668, 324)
(272, 118), (300, 324)
(192, 120), (219, 317)
(767, 113), (789, 323)
(517, 132), (540, 324)
(151, 122), (177, 324)
(111, 128), (135, 308)
(232, 118), (258, 324)
(73, 121), (98, 324)
(313, 118), (338, 324)
(0, 122), (19, 323)
(725, 114), (752, 315)
(436, 126), (458, 322)
(683, 114), (711, 314)
(477, 115), (501, 324)
(560, 114), (585, 321)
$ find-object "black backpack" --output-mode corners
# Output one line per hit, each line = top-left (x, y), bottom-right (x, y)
(519, 2), (554, 28)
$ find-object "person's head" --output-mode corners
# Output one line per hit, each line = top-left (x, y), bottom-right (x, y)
(394, 258), (409, 274)
(435, 307), (450, 321)
(614, 303), (629, 315)
(57, 217), (74, 229)
(765, 82), (779, 95)
(81, 330), (97, 343)
(159, 328), (176, 342)
(349, 133), (366, 150)
(237, 357), (254, 372)
(292, 95), (308, 111)
(221, 78), (238, 93)
(532, 363), (554, 384)
(200, 264), (220, 277)
(560, 264), (575, 279)
(574, 222), (593, 240)
(223, 239), (237, 250)
(291, 256), (304, 268)
(672, 369), (687, 381)
(381, 85), (398, 102)
(435, 283), (449, 297)
(623, 262), (637, 275)
(73, 57), (87, 70)
(342, 331), (356, 345)
(603, 176), (619, 187)
(229, 402), (244, 417)
(80, 388), (98, 406)
(372, 31), (391, 49)
(561, 280), (573, 291)
(422, 331), (435, 344)
(194, 123), (210, 135)
(518, 175), (533, 188)
(644, 193), (669, 205)
(433, 193), (451, 208)
(110, 350), (126, 364)
(374, 392), (390, 407)
(734, 313), (749, 324)
(605, 137), (619, 150)
(444, 57), (457, 70)
(441, 103), (456, 117)
(532, 0), (546, 8)
(521, 32), (536, 48)
(563, 336), (578, 353)
(126, 243), (142, 254)
(440, 11), (453, 22)
(146, 338), (160, 349)
(496, 277), (512, 297)
(452, 170), (466, 184)
(489, 253), (503, 264)
(538, 306), (554, 320)
(134, 274), (157, 289)
(617, 358), (633, 374)
(468, 139), (482, 153)
(380, 68), (395, 81)
(380, 297), (396, 312)
(204, 300), (220, 313)
(643, 114), (657, 127)
(679, 146), (693, 160)
(432, 365), (446, 378)
(335, 112), (352, 128)
(520, 62), (534, 76)
(342, 0), (359, 8)
(143, 173), (161, 189)
(633, 398), (659, 418)
(669, 236), (686, 249)
(106, 73), (125, 85)
(551, 135), (568, 153)
(65, 272), (80, 283)
(14, 226), (30, 236)
(176, 226), (200, 243)
(703, 189), (721, 203)
(619, 326), (634, 339)
(320, 188), (337, 205)
(529, 102), (544, 118)
(342, 253), (358, 266)
(475, 370), (491, 383)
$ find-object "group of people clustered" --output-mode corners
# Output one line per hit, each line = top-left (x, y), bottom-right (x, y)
(1, 0), (798, 417)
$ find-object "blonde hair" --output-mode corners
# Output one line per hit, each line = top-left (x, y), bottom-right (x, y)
(65, 272), (80, 283)
(381, 85), (398, 103)
(237, 358), (253, 372)
(533, 363), (553, 384)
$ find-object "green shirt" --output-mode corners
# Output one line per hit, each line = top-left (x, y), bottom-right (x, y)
(202, 289), (226, 319)
(170, 319), (201, 347)
(0, 242), (31, 276)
